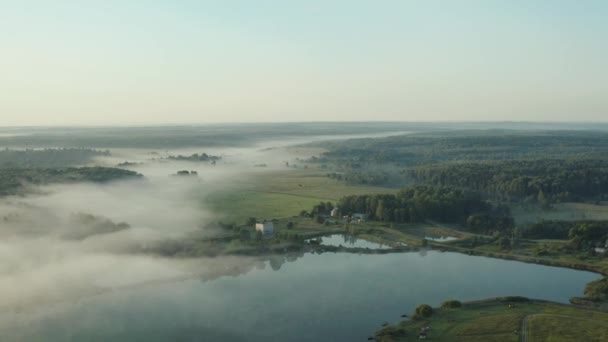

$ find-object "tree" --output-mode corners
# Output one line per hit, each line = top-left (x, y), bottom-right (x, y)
(414, 304), (433, 319)
(497, 236), (511, 249)
(511, 227), (521, 249)
(537, 189), (550, 209)
(375, 200), (385, 221)
(246, 217), (257, 226)
(441, 300), (462, 309)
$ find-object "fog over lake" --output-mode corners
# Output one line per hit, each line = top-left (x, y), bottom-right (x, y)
(0, 251), (598, 342)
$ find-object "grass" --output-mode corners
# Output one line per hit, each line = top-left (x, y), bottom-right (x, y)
(528, 314), (608, 341)
(207, 190), (323, 223)
(206, 168), (398, 223)
(375, 299), (608, 342)
(513, 202), (608, 225)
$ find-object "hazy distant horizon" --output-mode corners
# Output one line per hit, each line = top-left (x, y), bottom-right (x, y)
(2, 119), (608, 129)
(2, 1), (607, 126)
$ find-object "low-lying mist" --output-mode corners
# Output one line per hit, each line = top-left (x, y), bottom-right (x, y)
(0, 133), (365, 312)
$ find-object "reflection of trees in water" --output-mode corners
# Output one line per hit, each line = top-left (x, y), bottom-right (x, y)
(345, 234), (358, 246)
(268, 250), (306, 271)
(197, 250), (307, 283)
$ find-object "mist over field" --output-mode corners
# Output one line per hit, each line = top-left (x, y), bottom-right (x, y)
(0, 130), (391, 312)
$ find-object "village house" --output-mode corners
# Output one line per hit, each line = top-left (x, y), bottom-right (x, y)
(255, 221), (274, 235)
(352, 213), (369, 222)
(330, 207), (339, 217)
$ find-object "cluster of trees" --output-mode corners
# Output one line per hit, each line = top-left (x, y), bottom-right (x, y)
(0, 148), (110, 168)
(523, 220), (608, 252)
(339, 185), (486, 223)
(584, 277), (608, 302)
(441, 300), (462, 309)
(407, 159), (608, 203)
(167, 153), (221, 163)
(174, 170), (199, 177)
(298, 202), (336, 224)
(464, 211), (515, 235)
(0, 167), (142, 196)
(337, 185), (512, 233)
(523, 220), (584, 239)
(412, 304), (433, 320)
(567, 222), (608, 251)
(65, 212), (130, 240)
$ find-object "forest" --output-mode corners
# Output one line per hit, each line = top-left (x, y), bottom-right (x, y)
(0, 148), (110, 168)
(407, 158), (608, 203)
(167, 153), (221, 162)
(316, 131), (608, 166)
(337, 185), (513, 233)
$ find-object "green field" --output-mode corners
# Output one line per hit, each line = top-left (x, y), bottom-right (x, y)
(376, 299), (608, 342)
(206, 168), (398, 223)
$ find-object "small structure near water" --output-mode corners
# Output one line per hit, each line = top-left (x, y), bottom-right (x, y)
(255, 221), (274, 235)
(352, 213), (368, 222)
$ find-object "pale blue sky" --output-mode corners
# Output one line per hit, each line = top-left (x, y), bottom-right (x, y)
(1, 1), (606, 125)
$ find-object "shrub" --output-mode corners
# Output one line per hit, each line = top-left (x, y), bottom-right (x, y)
(441, 300), (462, 309)
(412, 304), (433, 319)
(584, 277), (608, 301)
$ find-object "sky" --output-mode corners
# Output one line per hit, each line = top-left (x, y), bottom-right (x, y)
(0, 0), (607, 126)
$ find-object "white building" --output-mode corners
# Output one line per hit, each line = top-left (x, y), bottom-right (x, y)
(330, 207), (339, 217)
(255, 222), (274, 235)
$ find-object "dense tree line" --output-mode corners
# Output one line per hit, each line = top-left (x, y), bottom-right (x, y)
(167, 153), (221, 162)
(524, 220), (608, 252)
(567, 222), (608, 251)
(315, 132), (608, 166)
(337, 185), (512, 233)
(407, 159), (608, 203)
(523, 220), (578, 239)
(0, 167), (142, 196)
(0, 148), (110, 168)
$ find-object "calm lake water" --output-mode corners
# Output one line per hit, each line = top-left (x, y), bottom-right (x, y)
(1, 251), (599, 342)
(425, 235), (459, 242)
(309, 234), (393, 249)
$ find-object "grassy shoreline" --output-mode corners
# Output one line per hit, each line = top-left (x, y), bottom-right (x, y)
(374, 297), (608, 342)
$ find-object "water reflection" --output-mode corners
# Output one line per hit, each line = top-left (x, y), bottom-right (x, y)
(309, 234), (392, 249)
(424, 235), (458, 242)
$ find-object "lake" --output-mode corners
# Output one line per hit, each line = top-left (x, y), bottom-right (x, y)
(1, 251), (599, 342)
(308, 234), (393, 249)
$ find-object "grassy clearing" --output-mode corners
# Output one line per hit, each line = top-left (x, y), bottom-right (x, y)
(207, 190), (322, 224)
(207, 168), (398, 223)
(513, 202), (608, 225)
(376, 299), (608, 342)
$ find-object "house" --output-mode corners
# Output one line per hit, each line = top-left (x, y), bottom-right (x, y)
(352, 213), (368, 222)
(255, 221), (274, 235)
(330, 207), (339, 217)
